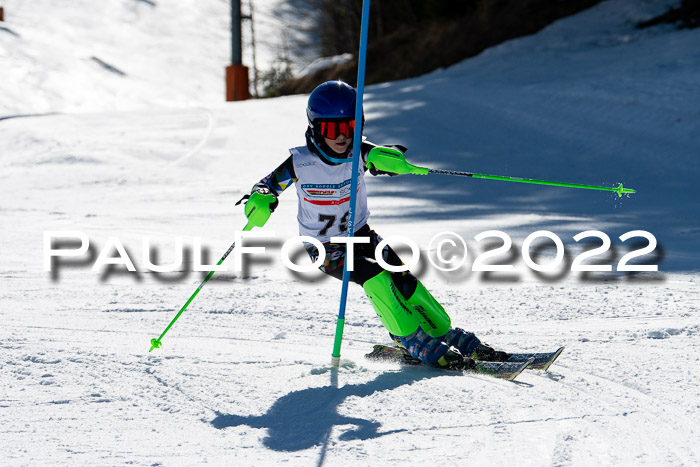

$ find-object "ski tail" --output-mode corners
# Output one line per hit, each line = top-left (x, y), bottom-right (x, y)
(366, 344), (421, 365)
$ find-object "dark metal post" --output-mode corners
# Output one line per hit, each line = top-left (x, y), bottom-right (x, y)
(231, 0), (242, 64)
(226, 0), (249, 101)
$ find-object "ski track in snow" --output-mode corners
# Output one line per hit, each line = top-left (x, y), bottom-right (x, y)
(1, 0), (700, 464)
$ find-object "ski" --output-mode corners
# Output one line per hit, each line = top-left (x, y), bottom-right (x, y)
(473, 357), (533, 381)
(365, 344), (533, 381)
(506, 346), (565, 371)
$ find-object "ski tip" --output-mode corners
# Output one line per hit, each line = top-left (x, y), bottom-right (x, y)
(507, 357), (535, 381)
(541, 346), (565, 372)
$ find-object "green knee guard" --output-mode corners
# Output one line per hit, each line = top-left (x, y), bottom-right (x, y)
(406, 280), (451, 337)
(363, 271), (419, 337)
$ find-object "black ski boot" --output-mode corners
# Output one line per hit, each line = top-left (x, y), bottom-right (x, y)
(437, 347), (477, 370)
(470, 343), (509, 362)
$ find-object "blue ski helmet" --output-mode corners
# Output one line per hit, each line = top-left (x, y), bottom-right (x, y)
(306, 80), (364, 163)
(306, 80), (358, 126)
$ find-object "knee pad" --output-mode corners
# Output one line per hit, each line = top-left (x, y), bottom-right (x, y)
(363, 270), (420, 337)
(405, 281), (451, 338)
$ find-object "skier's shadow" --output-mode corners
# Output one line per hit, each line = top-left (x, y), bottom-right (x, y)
(211, 368), (448, 452)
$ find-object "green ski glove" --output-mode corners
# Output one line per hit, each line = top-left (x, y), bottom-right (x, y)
(237, 187), (278, 229)
(366, 146), (429, 176)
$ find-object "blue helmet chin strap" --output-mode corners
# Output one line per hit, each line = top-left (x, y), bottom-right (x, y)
(309, 133), (354, 164)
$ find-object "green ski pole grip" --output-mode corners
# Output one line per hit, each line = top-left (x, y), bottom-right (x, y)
(366, 146), (429, 175)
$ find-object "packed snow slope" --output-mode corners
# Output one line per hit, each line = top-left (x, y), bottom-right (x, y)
(0, 0), (314, 111)
(1, 0), (699, 465)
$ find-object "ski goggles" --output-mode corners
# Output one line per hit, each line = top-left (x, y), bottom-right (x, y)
(316, 119), (356, 140)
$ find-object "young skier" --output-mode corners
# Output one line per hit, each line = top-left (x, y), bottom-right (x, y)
(239, 80), (508, 369)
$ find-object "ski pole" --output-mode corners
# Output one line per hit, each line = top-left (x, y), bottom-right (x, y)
(148, 225), (249, 352)
(366, 146), (636, 197)
(429, 168), (636, 197)
(149, 210), (267, 352)
(331, 0), (371, 367)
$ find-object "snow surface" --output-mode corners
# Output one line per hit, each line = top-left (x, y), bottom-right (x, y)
(1, 0), (700, 465)
(0, 0), (315, 112)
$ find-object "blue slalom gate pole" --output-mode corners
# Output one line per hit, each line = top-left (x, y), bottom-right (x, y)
(331, 0), (371, 367)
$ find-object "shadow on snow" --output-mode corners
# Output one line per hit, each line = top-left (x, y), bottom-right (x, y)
(210, 368), (451, 452)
